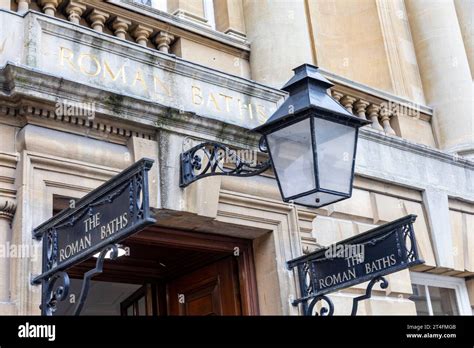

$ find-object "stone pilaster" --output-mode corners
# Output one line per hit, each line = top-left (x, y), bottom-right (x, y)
(454, 0), (474, 78)
(376, 0), (426, 104)
(167, 0), (209, 26)
(406, 0), (474, 158)
(0, 198), (16, 304)
(213, 0), (246, 39)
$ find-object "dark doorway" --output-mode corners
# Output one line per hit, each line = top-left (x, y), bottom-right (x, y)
(59, 227), (258, 316)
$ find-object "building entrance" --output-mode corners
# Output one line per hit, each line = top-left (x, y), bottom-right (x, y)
(55, 227), (258, 316)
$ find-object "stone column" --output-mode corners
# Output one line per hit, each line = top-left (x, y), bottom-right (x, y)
(380, 105), (396, 135)
(112, 17), (132, 40)
(354, 99), (369, 120)
(167, 0), (209, 26)
(367, 104), (384, 131)
(38, 0), (62, 16)
(331, 90), (343, 103)
(340, 95), (356, 114)
(376, 0), (426, 104)
(132, 25), (153, 46)
(454, 0), (474, 78)
(16, 0), (30, 12)
(65, 1), (86, 24)
(242, 0), (313, 88)
(154, 31), (175, 53)
(406, 0), (474, 158)
(213, 0), (246, 39)
(88, 9), (109, 33)
(0, 199), (15, 303)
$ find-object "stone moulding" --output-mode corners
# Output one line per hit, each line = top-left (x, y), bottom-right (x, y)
(1, 60), (473, 177)
(32, 14), (280, 101)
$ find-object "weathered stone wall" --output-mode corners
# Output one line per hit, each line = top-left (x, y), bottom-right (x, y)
(0, 3), (473, 316)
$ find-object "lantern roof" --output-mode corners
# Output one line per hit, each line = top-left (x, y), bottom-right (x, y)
(253, 64), (369, 133)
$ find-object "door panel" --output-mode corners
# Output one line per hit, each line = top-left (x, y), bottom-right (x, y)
(120, 284), (155, 316)
(167, 256), (242, 316)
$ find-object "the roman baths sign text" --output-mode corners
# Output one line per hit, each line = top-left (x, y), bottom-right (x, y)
(288, 215), (424, 297)
(32, 159), (156, 283)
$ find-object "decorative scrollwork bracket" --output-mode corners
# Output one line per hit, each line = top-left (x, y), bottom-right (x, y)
(288, 215), (422, 316)
(180, 140), (271, 187)
(40, 243), (120, 316)
(350, 276), (388, 316)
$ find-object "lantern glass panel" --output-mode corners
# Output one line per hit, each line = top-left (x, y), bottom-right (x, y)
(314, 117), (356, 195)
(266, 118), (315, 199)
(292, 191), (342, 207)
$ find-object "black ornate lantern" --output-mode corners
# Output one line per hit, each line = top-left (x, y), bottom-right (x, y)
(253, 64), (370, 208)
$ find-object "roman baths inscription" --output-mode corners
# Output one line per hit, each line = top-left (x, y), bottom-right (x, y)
(58, 212), (129, 262)
(287, 215), (423, 297)
(56, 47), (276, 128)
(33, 159), (155, 295)
(317, 254), (397, 290)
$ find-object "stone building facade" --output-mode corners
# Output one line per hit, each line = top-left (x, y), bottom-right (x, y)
(0, 0), (472, 315)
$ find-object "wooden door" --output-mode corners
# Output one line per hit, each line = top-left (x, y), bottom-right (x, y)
(120, 284), (155, 316)
(167, 256), (242, 316)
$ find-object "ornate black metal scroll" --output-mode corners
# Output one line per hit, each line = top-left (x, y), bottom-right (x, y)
(288, 215), (424, 316)
(39, 243), (120, 316)
(40, 271), (70, 316)
(32, 158), (156, 315)
(73, 244), (119, 316)
(306, 295), (334, 316)
(180, 140), (271, 187)
(350, 276), (388, 316)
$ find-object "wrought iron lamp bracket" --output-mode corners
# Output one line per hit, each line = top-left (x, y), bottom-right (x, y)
(180, 138), (271, 187)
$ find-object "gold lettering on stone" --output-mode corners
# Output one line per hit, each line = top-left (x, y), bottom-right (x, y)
(219, 93), (233, 112)
(153, 75), (171, 96)
(59, 47), (77, 71)
(103, 60), (127, 84)
(191, 85), (204, 105)
(132, 68), (148, 91)
(78, 53), (102, 77)
(56, 47), (270, 125)
(207, 92), (221, 112)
